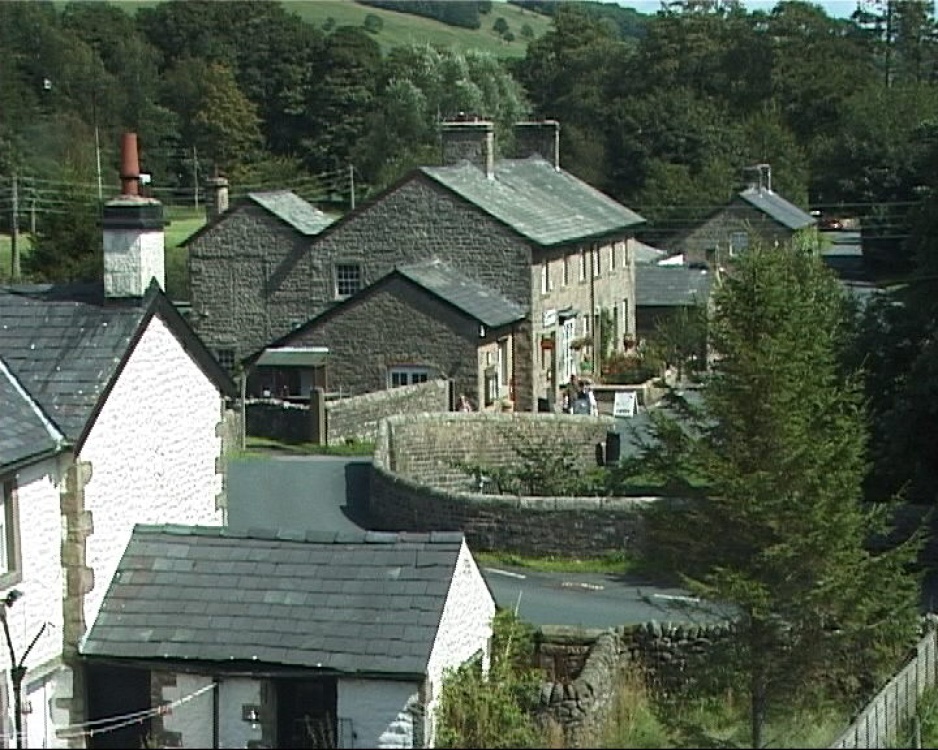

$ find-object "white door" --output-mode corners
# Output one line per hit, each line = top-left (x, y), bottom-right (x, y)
(559, 318), (576, 384)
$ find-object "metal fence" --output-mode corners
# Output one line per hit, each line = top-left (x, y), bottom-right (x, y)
(829, 620), (938, 749)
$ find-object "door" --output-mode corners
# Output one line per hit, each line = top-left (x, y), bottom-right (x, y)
(559, 318), (576, 385)
(86, 664), (151, 750)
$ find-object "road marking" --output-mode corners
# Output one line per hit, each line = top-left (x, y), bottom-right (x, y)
(560, 582), (604, 591)
(652, 593), (700, 604)
(484, 568), (526, 580)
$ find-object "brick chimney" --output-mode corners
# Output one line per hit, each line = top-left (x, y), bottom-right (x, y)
(514, 120), (560, 170)
(441, 116), (495, 179)
(102, 133), (165, 299)
(204, 175), (229, 222)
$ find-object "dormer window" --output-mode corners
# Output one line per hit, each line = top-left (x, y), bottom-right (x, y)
(334, 264), (362, 299)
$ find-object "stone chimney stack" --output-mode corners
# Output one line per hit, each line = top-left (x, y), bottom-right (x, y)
(514, 120), (560, 170)
(102, 133), (166, 299)
(204, 175), (230, 222)
(441, 116), (495, 179)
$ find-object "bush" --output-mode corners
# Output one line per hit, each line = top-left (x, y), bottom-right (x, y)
(493, 16), (510, 35)
(602, 351), (660, 385)
(363, 13), (383, 33)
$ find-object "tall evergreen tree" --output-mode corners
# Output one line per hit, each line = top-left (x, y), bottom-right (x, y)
(634, 243), (921, 748)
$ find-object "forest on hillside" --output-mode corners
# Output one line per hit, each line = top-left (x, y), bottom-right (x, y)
(2, 0), (938, 271)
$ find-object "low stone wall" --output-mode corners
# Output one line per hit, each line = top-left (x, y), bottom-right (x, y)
(245, 380), (451, 445)
(370, 412), (670, 557)
(325, 379), (450, 446)
(535, 621), (733, 748)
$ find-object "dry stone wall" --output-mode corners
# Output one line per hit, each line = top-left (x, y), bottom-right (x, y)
(370, 412), (665, 557)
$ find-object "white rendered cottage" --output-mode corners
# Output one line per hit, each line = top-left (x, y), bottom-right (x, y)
(0, 133), (236, 747)
(81, 526), (497, 749)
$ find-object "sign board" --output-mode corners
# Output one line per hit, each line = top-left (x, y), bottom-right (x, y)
(613, 391), (637, 419)
(542, 308), (557, 328)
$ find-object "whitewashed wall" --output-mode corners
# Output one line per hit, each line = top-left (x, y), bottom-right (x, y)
(80, 314), (225, 630)
(218, 678), (263, 749)
(337, 678), (420, 749)
(161, 674), (264, 749)
(425, 541), (496, 747)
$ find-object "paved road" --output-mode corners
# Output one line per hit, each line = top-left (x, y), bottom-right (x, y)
(226, 454), (704, 628)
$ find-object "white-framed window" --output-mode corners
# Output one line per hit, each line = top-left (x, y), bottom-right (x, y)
(0, 480), (20, 583)
(609, 243), (616, 272)
(562, 254), (569, 286)
(592, 246), (601, 277)
(730, 232), (749, 256)
(334, 263), (362, 298)
(388, 366), (433, 388)
(484, 367), (498, 406)
(579, 249), (586, 282)
(541, 261), (551, 294)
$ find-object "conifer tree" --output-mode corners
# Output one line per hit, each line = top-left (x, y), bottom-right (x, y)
(637, 243), (921, 748)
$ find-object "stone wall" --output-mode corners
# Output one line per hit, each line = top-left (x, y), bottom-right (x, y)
(370, 412), (668, 557)
(246, 380), (452, 445)
(535, 621), (733, 748)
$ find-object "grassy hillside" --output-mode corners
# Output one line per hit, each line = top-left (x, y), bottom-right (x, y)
(111, 0), (554, 58)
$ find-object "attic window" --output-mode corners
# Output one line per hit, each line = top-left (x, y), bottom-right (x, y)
(335, 264), (362, 299)
(730, 232), (749, 256)
(216, 349), (235, 373)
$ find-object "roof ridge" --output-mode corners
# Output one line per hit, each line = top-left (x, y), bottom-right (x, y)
(135, 524), (464, 545)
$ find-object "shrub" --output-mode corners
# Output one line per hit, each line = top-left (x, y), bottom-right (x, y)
(363, 13), (383, 34)
(602, 351), (660, 385)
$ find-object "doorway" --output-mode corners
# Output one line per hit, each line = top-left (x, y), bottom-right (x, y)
(276, 678), (338, 749)
(85, 664), (151, 749)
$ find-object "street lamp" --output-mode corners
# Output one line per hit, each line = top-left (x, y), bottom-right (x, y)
(0, 590), (46, 750)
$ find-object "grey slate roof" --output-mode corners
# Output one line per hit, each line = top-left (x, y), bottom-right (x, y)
(737, 188), (816, 231)
(396, 261), (527, 328)
(0, 359), (65, 469)
(634, 241), (668, 264)
(82, 525), (468, 676)
(637, 265), (713, 307)
(421, 157), (645, 247)
(248, 191), (335, 236)
(0, 285), (148, 441)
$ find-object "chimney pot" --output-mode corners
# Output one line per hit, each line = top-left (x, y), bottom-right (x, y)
(120, 133), (140, 197)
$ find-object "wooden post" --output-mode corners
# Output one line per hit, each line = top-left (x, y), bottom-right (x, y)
(310, 387), (326, 445)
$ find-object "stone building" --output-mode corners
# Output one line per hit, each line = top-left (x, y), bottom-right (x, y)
(669, 164), (817, 269)
(251, 260), (526, 412)
(186, 189), (336, 372)
(189, 119), (645, 412)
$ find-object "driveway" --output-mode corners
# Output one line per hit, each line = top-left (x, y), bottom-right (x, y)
(225, 454), (702, 628)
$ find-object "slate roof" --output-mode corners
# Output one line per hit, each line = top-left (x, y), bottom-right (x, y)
(634, 241), (668, 264)
(0, 285), (149, 441)
(396, 261), (527, 328)
(0, 281), (236, 447)
(82, 525), (468, 676)
(637, 265), (713, 307)
(247, 191), (336, 236)
(737, 188), (816, 231)
(421, 157), (645, 247)
(0, 359), (65, 469)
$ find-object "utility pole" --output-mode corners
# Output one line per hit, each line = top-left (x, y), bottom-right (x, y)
(10, 173), (20, 280)
(193, 146), (200, 211)
(349, 164), (355, 210)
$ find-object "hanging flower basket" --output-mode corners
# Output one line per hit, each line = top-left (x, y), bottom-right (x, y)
(570, 336), (592, 351)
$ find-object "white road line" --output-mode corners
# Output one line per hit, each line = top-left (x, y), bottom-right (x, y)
(652, 593), (700, 604)
(560, 582), (604, 591)
(484, 567), (527, 580)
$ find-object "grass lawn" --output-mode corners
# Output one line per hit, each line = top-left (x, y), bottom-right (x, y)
(108, 0), (553, 58)
(474, 550), (636, 575)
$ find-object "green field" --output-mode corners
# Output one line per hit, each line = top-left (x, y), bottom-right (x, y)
(109, 0), (553, 58)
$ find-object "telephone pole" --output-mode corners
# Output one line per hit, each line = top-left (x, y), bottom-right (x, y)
(349, 164), (355, 210)
(10, 173), (20, 280)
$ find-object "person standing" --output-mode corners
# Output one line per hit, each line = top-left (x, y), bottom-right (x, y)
(457, 393), (474, 412)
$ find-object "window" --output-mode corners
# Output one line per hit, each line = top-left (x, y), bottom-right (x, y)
(592, 246), (600, 277)
(562, 254), (569, 286)
(609, 243), (616, 272)
(497, 339), (509, 388)
(334, 264), (362, 298)
(730, 232), (749, 256)
(578, 249), (586, 282)
(216, 348), (235, 373)
(0, 480), (20, 584)
(541, 261), (551, 294)
(388, 366), (432, 388)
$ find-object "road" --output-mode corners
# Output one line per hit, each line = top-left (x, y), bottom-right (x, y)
(226, 454), (705, 628)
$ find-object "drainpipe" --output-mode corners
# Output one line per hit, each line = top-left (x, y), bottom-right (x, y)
(589, 244), (599, 377)
(212, 677), (220, 748)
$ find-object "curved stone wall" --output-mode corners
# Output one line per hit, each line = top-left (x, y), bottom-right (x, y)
(369, 412), (667, 558)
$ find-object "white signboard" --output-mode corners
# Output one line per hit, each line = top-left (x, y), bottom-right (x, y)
(543, 308), (557, 328)
(613, 391), (637, 419)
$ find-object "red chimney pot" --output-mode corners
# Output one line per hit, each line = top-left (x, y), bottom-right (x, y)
(120, 133), (140, 197)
